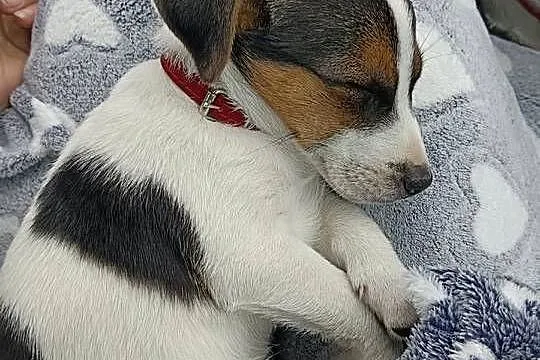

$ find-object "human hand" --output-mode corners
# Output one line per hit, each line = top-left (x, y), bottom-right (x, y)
(0, 0), (38, 110)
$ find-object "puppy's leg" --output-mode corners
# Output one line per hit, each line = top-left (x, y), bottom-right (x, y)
(314, 191), (418, 337)
(209, 235), (398, 359)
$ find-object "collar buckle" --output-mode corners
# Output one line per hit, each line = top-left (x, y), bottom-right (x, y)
(199, 87), (227, 122)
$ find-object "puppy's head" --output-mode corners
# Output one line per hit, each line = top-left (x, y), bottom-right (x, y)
(155, 0), (432, 204)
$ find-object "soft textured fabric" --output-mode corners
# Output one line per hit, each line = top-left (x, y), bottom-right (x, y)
(364, 0), (539, 290)
(403, 268), (539, 360)
(0, 0), (538, 358)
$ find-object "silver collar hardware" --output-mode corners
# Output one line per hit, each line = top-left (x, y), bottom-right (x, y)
(199, 87), (257, 130)
(243, 121), (258, 130)
(199, 87), (227, 122)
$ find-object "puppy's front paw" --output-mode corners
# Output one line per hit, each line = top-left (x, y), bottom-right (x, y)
(349, 265), (418, 339)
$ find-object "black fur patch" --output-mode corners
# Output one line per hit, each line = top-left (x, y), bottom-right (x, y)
(233, 0), (399, 81)
(154, 0), (237, 82)
(31, 153), (212, 303)
(0, 302), (42, 360)
(232, 0), (405, 130)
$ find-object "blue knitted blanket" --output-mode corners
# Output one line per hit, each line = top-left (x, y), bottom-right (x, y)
(403, 268), (539, 360)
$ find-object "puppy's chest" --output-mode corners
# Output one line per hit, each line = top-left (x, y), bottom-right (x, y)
(177, 134), (324, 241)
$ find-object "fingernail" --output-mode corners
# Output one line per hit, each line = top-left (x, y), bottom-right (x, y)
(13, 8), (31, 20)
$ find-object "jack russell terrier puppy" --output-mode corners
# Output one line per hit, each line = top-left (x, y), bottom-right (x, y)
(0, 0), (433, 359)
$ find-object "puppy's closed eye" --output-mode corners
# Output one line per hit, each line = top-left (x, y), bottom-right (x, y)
(352, 83), (394, 111)
(323, 78), (395, 111)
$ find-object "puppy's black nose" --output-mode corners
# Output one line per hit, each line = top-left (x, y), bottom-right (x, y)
(403, 165), (432, 196)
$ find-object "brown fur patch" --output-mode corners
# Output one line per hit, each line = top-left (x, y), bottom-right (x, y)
(412, 45), (423, 82)
(197, 0), (266, 82)
(237, 0), (267, 31)
(248, 61), (354, 147)
(339, 26), (398, 90)
(355, 34), (398, 88)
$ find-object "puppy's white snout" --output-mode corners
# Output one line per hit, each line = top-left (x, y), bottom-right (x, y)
(404, 134), (429, 166)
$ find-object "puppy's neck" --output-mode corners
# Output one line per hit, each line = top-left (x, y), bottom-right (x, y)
(155, 25), (290, 139)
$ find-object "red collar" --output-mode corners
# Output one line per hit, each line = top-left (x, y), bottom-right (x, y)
(160, 56), (255, 130)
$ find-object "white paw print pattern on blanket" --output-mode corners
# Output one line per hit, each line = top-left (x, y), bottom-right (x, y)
(471, 164), (529, 255)
(45, 0), (121, 48)
(413, 9), (529, 259)
(413, 21), (475, 108)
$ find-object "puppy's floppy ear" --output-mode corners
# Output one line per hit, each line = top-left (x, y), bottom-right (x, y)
(154, 0), (240, 83)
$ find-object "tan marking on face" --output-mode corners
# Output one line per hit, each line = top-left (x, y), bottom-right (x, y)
(237, 0), (267, 31)
(342, 28), (398, 89)
(248, 61), (354, 147)
(412, 45), (423, 82)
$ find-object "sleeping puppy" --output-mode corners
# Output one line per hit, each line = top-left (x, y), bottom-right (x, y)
(0, 0), (432, 359)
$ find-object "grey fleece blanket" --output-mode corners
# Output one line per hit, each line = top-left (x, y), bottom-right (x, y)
(0, 0), (538, 358)
(364, 0), (539, 289)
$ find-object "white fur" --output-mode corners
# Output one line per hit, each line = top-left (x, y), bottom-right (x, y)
(405, 270), (449, 316)
(500, 281), (538, 311)
(386, 0), (427, 165)
(0, 4), (422, 359)
(1, 222), (271, 360)
(450, 341), (497, 360)
(0, 58), (410, 360)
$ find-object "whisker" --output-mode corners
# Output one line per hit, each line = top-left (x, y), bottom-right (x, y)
(423, 52), (458, 63)
(271, 132), (298, 146)
(420, 0), (455, 58)
(421, 34), (444, 57)
(419, 25), (436, 52)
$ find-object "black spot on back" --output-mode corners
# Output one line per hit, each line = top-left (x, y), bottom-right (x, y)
(31, 152), (212, 303)
(0, 301), (42, 360)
